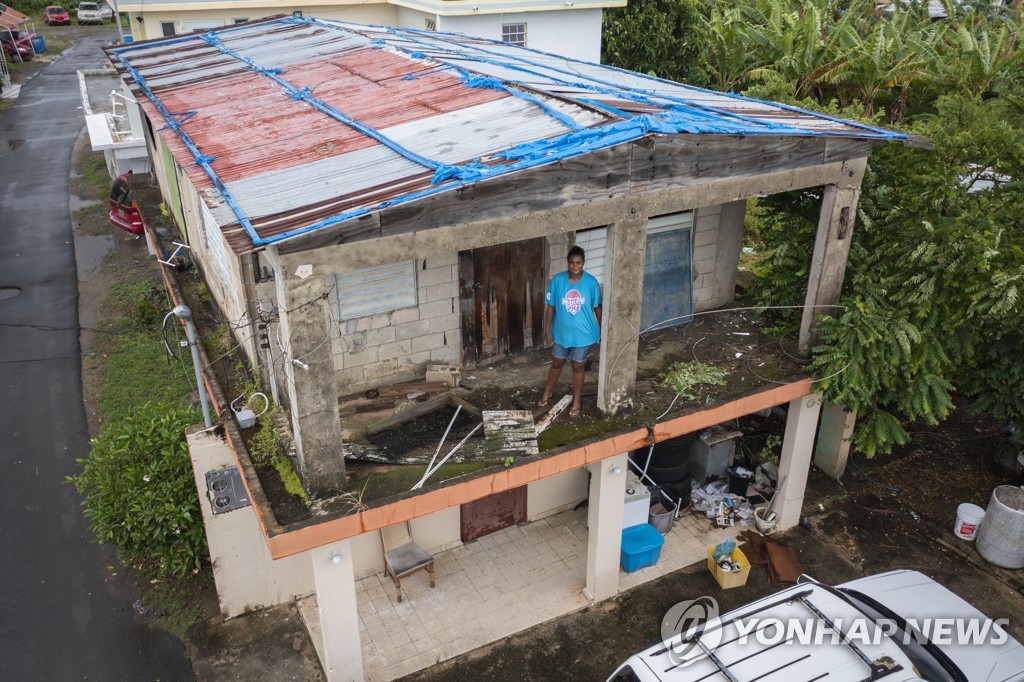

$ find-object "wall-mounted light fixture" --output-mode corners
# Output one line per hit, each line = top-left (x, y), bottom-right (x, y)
(609, 463), (622, 475)
(135, 15), (143, 22)
(328, 550), (342, 565)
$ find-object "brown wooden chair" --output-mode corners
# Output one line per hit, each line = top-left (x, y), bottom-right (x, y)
(380, 521), (435, 603)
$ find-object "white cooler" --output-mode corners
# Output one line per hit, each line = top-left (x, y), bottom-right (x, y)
(623, 472), (651, 529)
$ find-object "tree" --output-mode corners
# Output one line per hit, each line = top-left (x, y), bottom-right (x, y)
(809, 95), (1024, 455)
(602, 0), (711, 86)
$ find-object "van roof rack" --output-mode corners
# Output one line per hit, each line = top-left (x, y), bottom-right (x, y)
(654, 588), (904, 681)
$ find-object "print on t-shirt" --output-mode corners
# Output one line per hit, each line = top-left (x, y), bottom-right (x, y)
(562, 290), (585, 315)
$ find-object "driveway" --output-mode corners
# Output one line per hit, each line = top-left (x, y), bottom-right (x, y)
(0, 31), (193, 680)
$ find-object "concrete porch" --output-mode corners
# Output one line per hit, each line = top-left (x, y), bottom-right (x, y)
(298, 506), (735, 681)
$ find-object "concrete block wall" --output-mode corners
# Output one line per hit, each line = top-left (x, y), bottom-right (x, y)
(331, 254), (461, 394)
(691, 200), (746, 312)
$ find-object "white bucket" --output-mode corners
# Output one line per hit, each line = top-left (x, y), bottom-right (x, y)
(954, 503), (985, 540)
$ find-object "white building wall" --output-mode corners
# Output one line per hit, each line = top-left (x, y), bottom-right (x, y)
(131, 5), (398, 41)
(331, 253), (461, 394)
(527, 468), (588, 521)
(691, 199), (745, 312)
(439, 9), (603, 62)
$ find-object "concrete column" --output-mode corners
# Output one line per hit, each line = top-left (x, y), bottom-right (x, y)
(584, 452), (628, 603)
(311, 540), (364, 682)
(596, 212), (647, 415)
(798, 159), (867, 357)
(814, 405), (857, 480)
(268, 247), (347, 496)
(775, 394), (823, 531)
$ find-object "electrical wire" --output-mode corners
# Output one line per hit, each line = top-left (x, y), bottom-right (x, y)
(849, 451), (901, 493)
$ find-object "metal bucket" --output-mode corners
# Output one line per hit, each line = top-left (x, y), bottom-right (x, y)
(976, 486), (1024, 569)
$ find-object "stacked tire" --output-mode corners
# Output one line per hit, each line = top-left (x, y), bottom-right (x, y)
(633, 434), (695, 509)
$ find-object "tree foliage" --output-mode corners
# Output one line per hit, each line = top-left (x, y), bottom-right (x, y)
(604, 0), (1023, 455)
(69, 404), (208, 578)
(602, 0), (711, 86)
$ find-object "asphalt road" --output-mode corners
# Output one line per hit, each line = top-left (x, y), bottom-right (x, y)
(0, 33), (194, 679)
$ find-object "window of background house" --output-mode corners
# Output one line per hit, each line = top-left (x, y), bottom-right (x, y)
(292, 10), (303, 17)
(501, 23), (526, 47)
(160, 21), (175, 37)
(424, 18), (436, 31)
(334, 261), (418, 320)
(232, 17), (248, 24)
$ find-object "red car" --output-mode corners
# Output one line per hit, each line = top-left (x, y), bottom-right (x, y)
(109, 172), (144, 235)
(1, 29), (33, 62)
(44, 5), (71, 25)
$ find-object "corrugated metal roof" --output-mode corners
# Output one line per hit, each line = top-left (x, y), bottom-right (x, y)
(107, 16), (907, 254)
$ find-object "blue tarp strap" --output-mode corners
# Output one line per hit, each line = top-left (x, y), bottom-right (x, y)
(109, 52), (261, 244)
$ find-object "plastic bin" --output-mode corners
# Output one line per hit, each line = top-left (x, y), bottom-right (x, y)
(707, 546), (750, 589)
(30, 35), (46, 54)
(620, 524), (665, 572)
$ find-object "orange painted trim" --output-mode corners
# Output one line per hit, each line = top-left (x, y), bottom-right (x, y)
(264, 378), (817, 559)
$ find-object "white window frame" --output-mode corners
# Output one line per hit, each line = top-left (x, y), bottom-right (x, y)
(160, 21), (175, 37)
(424, 17), (436, 31)
(501, 23), (527, 47)
(334, 261), (418, 321)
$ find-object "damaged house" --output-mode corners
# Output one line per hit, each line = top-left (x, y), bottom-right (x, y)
(106, 16), (907, 680)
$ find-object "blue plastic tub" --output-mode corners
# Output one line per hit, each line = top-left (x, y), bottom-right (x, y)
(620, 523), (665, 572)
(30, 35), (46, 54)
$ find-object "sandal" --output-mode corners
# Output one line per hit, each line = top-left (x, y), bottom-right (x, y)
(537, 395), (550, 408)
(569, 406), (581, 418)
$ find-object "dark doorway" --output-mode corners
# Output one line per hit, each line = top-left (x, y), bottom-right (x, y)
(458, 238), (545, 368)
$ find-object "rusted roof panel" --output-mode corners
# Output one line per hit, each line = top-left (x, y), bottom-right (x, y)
(107, 16), (906, 254)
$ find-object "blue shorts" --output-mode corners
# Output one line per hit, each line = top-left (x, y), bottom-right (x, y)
(552, 343), (591, 363)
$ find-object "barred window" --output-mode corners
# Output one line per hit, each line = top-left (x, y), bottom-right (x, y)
(501, 23), (526, 47)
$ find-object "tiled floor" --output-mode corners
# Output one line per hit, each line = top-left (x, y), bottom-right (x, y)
(298, 507), (735, 681)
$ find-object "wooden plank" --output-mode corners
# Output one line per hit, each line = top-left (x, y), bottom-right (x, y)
(365, 393), (451, 436)
(378, 145), (634, 239)
(630, 136), (830, 197)
(375, 381), (449, 398)
(458, 250), (478, 369)
(535, 396), (573, 434)
(449, 394), (483, 419)
(482, 410), (539, 457)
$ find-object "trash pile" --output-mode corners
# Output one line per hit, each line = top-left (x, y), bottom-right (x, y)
(691, 462), (779, 528)
(712, 537), (742, 572)
(692, 480), (757, 527)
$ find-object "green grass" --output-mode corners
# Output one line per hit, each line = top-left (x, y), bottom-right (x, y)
(348, 462), (491, 500)
(96, 267), (192, 424)
(79, 152), (111, 194)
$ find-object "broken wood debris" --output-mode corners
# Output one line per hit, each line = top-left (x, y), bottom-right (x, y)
(365, 393), (451, 436)
(535, 395), (572, 434)
(482, 410), (539, 457)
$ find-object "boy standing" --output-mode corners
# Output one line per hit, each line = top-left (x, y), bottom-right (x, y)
(538, 246), (602, 417)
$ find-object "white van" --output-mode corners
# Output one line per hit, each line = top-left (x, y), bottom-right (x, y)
(608, 570), (1024, 682)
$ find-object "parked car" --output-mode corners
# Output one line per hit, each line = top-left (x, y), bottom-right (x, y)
(97, 1), (113, 22)
(75, 2), (105, 25)
(109, 172), (143, 235)
(1, 28), (33, 62)
(608, 569), (1024, 682)
(43, 5), (71, 25)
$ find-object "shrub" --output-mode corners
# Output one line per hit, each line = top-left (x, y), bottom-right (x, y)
(68, 403), (207, 578)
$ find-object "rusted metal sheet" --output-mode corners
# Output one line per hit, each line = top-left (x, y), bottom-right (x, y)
(108, 17), (905, 256)
(460, 486), (527, 542)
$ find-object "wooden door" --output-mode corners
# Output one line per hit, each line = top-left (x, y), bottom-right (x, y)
(460, 487), (528, 542)
(458, 238), (545, 368)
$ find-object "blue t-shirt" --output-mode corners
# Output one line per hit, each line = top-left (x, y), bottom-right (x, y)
(545, 271), (601, 348)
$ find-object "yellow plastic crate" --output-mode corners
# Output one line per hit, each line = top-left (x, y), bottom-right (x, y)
(707, 546), (751, 589)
